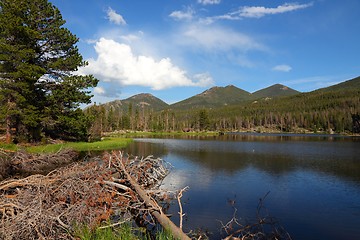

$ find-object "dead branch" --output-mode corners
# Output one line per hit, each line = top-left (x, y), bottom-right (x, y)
(114, 151), (191, 240)
(177, 186), (189, 230)
(222, 192), (292, 240)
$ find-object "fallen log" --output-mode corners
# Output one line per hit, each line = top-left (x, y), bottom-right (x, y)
(115, 151), (191, 240)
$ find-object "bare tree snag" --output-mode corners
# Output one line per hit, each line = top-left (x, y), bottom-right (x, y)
(177, 186), (189, 230)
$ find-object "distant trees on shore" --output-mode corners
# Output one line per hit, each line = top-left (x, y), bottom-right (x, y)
(85, 89), (360, 135)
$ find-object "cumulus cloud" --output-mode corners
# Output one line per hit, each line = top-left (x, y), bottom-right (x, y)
(79, 38), (213, 90)
(272, 64), (292, 72)
(179, 24), (265, 52)
(238, 2), (313, 18)
(198, 0), (221, 5)
(107, 7), (126, 25)
(169, 7), (195, 21)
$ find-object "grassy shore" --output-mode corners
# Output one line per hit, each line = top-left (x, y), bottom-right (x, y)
(26, 137), (133, 154)
(0, 137), (132, 154)
(0, 143), (18, 152)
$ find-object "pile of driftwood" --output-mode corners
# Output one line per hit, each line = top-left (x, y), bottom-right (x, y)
(0, 149), (79, 180)
(0, 150), (190, 240)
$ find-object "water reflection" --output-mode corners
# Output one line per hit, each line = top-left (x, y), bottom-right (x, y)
(123, 134), (360, 240)
(129, 135), (360, 183)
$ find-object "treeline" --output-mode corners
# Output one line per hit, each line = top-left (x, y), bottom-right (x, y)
(85, 89), (360, 136)
(84, 103), (178, 140)
(205, 89), (360, 133)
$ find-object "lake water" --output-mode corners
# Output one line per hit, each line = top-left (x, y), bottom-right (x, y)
(124, 133), (360, 239)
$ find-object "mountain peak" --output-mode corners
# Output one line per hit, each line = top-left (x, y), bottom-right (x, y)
(130, 93), (154, 99)
(102, 93), (168, 112)
(171, 85), (252, 109)
(253, 84), (299, 99)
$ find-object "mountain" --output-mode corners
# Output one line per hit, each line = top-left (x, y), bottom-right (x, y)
(316, 76), (360, 93)
(102, 93), (168, 112)
(95, 76), (359, 112)
(170, 85), (252, 109)
(252, 84), (300, 99)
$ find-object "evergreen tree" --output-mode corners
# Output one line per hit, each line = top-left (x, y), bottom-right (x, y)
(0, 0), (98, 142)
(352, 113), (360, 133)
(198, 109), (209, 131)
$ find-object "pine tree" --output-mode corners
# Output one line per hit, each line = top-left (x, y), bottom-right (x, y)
(198, 109), (209, 131)
(0, 0), (98, 142)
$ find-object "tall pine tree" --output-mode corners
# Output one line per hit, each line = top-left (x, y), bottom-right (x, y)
(0, 0), (98, 142)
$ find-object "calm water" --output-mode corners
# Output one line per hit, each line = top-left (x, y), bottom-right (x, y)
(124, 133), (360, 239)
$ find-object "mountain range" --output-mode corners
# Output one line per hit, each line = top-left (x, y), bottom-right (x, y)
(99, 76), (359, 112)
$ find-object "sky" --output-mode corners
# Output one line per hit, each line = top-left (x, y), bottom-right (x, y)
(49, 0), (360, 105)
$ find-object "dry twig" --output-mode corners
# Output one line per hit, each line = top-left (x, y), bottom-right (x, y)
(177, 186), (189, 230)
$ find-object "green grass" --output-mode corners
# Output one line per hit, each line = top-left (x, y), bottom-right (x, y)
(0, 143), (18, 152)
(74, 222), (178, 240)
(26, 138), (133, 154)
(74, 222), (138, 240)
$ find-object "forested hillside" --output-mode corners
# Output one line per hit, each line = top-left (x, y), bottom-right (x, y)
(171, 85), (252, 109)
(252, 84), (299, 99)
(85, 76), (360, 135)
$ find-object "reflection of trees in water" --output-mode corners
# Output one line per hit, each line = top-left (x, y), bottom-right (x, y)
(126, 138), (360, 184)
(125, 141), (169, 159)
(172, 148), (360, 183)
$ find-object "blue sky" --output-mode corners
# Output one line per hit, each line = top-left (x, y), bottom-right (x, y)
(50, 0), (360, 104)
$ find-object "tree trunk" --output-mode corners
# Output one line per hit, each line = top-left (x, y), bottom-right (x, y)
(6, 114), (11, 144)
(6, 98), (12, 144)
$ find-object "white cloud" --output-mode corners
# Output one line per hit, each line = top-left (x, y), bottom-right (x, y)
(238, 3), (313, 18)
(93, 85), (121, 98)
(79, 38), (213, 90)
(198, 2), (313, 23)
(193, 73), (215, 87)
(198, 0), (221, 5)
(179, 24), (265, 52)
(107, 7), (126, 25)
(169, 7), (195, 21)
(94, 86), (105, 95)
(272, 64), (292, 72)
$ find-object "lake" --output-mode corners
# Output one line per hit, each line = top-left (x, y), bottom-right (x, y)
(124, 133), (360, 239)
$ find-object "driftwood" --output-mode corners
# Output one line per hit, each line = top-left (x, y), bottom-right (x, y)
(115, 151), (191, 240)
(177, 186), (189, 230)
(0, 150), (188, 239)
(11, 149), (79, 173)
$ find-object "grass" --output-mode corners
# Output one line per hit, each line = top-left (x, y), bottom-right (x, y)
(0, 143), (18, 152)
(26, 137), (133, 154)
(1, 130), (219, 154)
(74, 222), (178, 240)
(74, 222), (139, 240)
